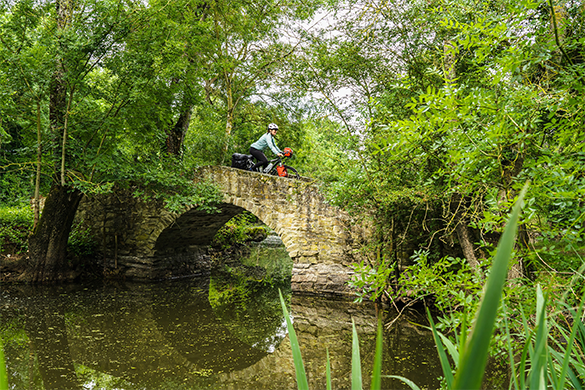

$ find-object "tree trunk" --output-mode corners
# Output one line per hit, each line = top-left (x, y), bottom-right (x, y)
(49, 0), (71, 173)
(450, 193), (480, 272)
(455, 222), (480, 271)
(166, 106), (192, 156)
(507, 257), (524, 287)
(25, 184), (83, 283)
(33, 101), (43, 229)
(222, 105), (234, 162)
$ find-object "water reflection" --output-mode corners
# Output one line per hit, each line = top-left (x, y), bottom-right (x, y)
(24, 296), (81, 389)
(0, 278), (444, 389)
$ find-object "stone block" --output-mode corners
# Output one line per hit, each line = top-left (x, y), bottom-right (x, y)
(300, 250), (318, 257)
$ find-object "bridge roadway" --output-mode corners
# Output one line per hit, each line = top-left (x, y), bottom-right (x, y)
(76, 166), (369, 295)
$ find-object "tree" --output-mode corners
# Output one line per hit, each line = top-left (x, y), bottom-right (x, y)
(22, 0), (145, 282)
(282, 0), (585, 278)
(0, 0), (217, 282)
(3, 0), (312, 282)
(198, 0), (320, 162)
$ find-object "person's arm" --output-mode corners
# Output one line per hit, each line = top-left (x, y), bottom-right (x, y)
(266, 134), (283, 155)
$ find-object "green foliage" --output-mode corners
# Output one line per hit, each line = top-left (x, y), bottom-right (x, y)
(349, 257), (393, 303)
(0, 169), (36, 206)
(101, 158), (223, 214)
(67, 219), (97, 257)
(397, 252), (483, 331)
(212, 212), (266, 249)
(0, 205), (33, 254)
(290, 118), (351, 183)
(280, 0), (585, 282)
(160, 178), (221, 214)
(184, 106), (227, 166)
(527, 237), (585, 273)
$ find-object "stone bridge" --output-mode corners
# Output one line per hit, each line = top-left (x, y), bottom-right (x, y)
(76, 166), (369, 295)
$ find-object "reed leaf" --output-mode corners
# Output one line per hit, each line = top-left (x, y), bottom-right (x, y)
(517, 305), (533, 390)
(279, 289), (310, 390)
(457, 306), (468, 365)
(427, 309), (454, 389)
(371, 318), (384, 390)
(567, 366), (584, 390)
(528, 285), (548, 390)
(502, 300), (520, 390)
(547, 353), (559, 389)
(436, 330), (460, 368)
(453, 183), (528, 390)
(555, 292), (585, 390)
(351, 319), (363, 390)
(0, 339), (6, 390)
(384, 375), (423, 390)
(326, 348), (332, 390)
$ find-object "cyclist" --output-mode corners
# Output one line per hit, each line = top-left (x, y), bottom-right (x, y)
(249, 123), (283, 171)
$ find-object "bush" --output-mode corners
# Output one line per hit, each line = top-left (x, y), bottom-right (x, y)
(67, 219), (98, 257)
(0, 204), (33, 254)
(212, 212), (267, 249)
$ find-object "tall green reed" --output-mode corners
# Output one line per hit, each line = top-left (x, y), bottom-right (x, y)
(451, 184), (528, 389)
(279, 289), (310, 390)
(278, 289), (385, 390)
(0, 337), (7, 390)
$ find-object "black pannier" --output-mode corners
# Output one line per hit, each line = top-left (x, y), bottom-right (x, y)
(231, 153), (253, 170)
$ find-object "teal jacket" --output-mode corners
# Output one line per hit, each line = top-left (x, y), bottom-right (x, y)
(250, 133), (282, 155)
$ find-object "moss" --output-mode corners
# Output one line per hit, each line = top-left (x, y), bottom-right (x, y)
(212, 211), (268, 249)
(245, 226), (268, 242)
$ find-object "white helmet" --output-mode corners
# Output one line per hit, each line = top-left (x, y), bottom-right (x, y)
(267, 123), (279, 131)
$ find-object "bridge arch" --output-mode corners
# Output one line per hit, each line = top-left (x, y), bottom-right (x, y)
(76, 167), (369, 295)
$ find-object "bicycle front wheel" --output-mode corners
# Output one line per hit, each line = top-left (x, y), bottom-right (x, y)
(283, 165), (300, 179)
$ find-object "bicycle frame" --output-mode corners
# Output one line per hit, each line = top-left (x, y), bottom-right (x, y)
(257, 155), (300, 179)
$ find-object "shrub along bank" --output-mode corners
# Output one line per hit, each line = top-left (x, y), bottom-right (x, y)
(0, 204), (33, 279)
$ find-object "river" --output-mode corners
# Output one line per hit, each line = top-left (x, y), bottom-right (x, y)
(0, 239), (507, 389)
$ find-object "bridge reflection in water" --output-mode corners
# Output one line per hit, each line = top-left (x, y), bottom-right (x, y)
(0, 278), (446, 389)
